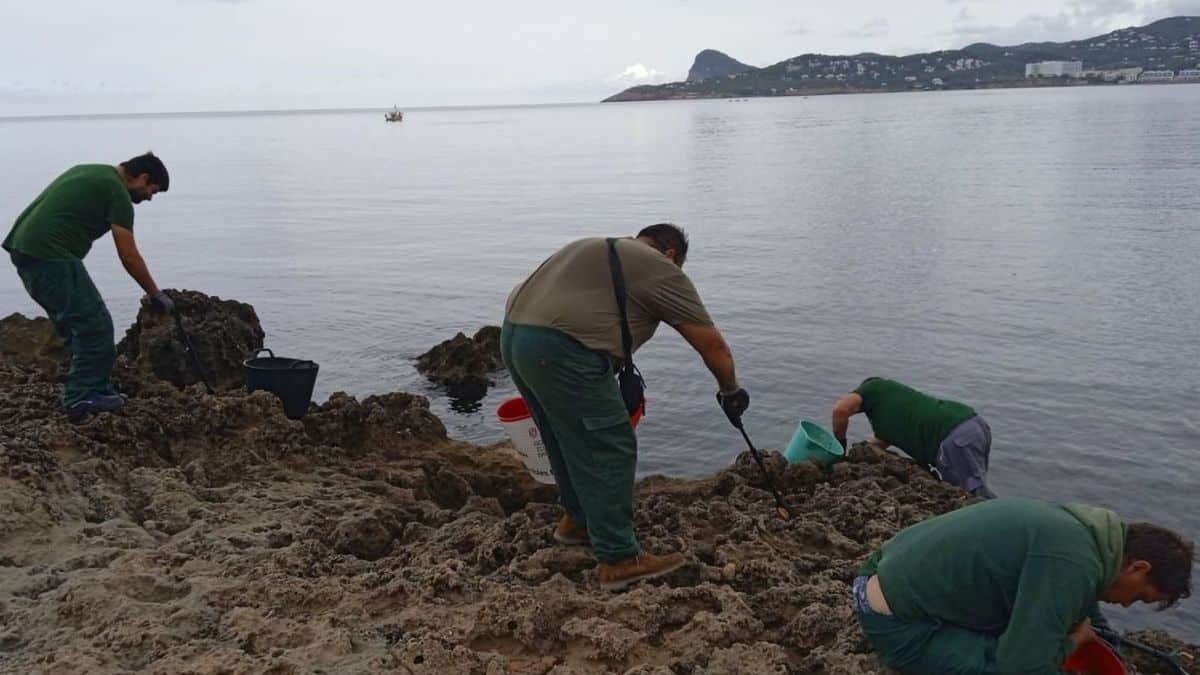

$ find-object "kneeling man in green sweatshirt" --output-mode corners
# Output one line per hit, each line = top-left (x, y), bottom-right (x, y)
(832, 377), (995, 497)
(855, 498), (1194, 675)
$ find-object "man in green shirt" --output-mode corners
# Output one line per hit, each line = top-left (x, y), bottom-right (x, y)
(832, 377), (995, 497)
(4, 153), (174, 422)
(502, 224), (747, 591)
(853, 498), (1193, 675)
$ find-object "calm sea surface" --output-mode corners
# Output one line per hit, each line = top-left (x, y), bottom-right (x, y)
(2, 86), (1198, 638)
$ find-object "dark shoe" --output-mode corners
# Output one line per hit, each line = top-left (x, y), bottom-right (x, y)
(598, 552), (686, 591)
(553, 514), (590, 546)
(66, 393), (127, 423)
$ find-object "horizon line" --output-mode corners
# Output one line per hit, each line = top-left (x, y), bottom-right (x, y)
(0, 99), (606, 123)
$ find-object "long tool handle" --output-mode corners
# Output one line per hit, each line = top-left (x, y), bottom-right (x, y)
(1097, 628), (1190, 675)
(736, 423), (792, 521)
(173, 314), (216, 395)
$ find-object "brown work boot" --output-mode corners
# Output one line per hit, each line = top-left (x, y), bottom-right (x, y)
(597, 552), (686, 591)
(553, 514), (590, 546)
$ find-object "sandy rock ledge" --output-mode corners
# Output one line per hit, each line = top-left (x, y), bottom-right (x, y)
(0, 305), (1193, 675)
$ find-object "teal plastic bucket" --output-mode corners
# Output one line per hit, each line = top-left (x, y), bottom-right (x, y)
(784, 420), (846, 467)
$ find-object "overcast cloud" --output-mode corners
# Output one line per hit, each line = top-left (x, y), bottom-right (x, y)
(0, 0), (1193, 115)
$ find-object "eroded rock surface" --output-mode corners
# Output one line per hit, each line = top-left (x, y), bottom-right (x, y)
(416, 325), (503, 401)
(0, 312), (66, 376)
(1121, 630), (1198, 675)
(116, 289), (264, 392)
(1, 308), (1194, 674)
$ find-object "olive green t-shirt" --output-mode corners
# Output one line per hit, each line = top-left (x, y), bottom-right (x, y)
(2, 164), (134, 261)
(505, 237), (714, 360)
(854, 377), (975, 466)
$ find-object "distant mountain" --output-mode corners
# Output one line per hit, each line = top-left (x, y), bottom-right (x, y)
(687, 49), (756, 82)
(604, 16), (1200, 102)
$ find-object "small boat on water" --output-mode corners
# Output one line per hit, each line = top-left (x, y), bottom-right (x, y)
(385, 106), (403, 122)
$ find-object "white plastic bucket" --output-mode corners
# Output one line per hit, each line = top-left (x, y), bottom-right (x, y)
(497, 397), (556, 484)
(496, 396), (644, 485)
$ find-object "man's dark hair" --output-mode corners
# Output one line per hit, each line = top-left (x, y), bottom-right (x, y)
(120, 152), (169, 191)
(1125, 522), (1194, 608)
(637, 223), (689, 264)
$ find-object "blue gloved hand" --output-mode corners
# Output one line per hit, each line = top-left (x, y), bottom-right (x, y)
(146, 291), (175, 314)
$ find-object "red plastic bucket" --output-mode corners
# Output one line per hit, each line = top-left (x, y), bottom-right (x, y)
(497, 397), (644, 484)
(1063, 641), (1127, 675)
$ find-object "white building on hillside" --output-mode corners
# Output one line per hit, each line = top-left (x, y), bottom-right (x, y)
(1081, 67), (1143, 82)
(1178, 69), (1200, 80)
(1140, 70), (1176, 81)
(1025, 61), (1084, 77)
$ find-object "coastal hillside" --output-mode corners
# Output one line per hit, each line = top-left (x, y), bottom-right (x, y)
(605, 16), (1200, 101)
(687, 49), (757, 82)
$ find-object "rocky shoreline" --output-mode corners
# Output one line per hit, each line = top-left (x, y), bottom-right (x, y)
(0, 297), (1194, 674)
(415, 325), (503, 404)
(602, 77), (1104, 103)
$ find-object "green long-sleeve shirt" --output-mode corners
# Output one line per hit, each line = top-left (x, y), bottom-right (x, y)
(860, 498), (1124, 675)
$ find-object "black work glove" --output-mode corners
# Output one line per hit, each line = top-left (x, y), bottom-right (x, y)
(146, 291), (175, 314)
(716, 388), (750, 427)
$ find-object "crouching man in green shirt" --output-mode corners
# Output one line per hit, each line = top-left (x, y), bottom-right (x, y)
(3, 153), (174, 422)
(503, 224), (747, 591)
(832, 377), (995, 497)
(855, 498), (1193, 675)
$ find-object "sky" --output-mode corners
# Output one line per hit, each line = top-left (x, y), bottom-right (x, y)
(1, 0), (1198, 115)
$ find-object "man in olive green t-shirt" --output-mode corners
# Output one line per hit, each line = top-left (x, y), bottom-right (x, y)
(831, 377), (995, 497)
(502, 223), (748, 591)
(3, 153), (174, 422)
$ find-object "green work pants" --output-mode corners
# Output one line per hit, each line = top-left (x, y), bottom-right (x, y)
(11, 254), (116, 407)
(859, 609), (1001, 675)
(500, 322), (640, 563)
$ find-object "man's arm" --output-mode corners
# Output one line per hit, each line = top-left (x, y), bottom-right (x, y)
(675, 323), (737, 392)
(111, 225), (161, 296)
(994, 556), (1096, 674)
(1070, 618), (1099, 651)
(832, 393), (863, 448)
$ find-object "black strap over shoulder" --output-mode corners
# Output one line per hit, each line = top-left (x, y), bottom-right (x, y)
(606, 238), (634, 363)
(606, 238), (645, 417)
